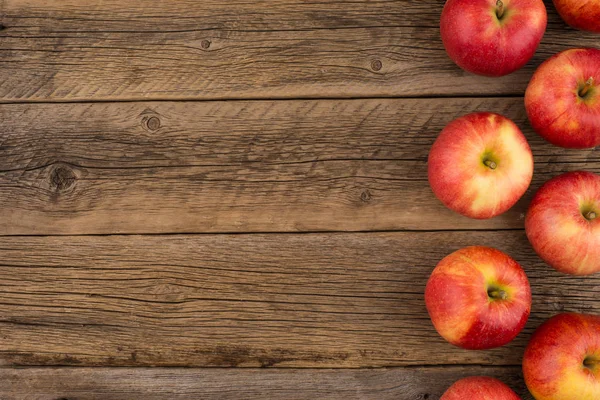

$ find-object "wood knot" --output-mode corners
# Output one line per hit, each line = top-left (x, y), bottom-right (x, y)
(50, 166), (76, 192)
(201, 40), (211, 49)
(143, 116), (161, 131)
(371, 59), (382, 72)
(360, 190), (372, 202)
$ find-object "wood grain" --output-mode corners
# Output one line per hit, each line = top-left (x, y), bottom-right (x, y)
(0, 231), (596, 368)
(0, 0), (597, 101)
(1, 98), (598, 235)
(0, 366), (534, 400)
(1, 0), (591, 395)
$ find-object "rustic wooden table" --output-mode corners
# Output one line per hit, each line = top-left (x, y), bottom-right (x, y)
(0, 0), (598, 398)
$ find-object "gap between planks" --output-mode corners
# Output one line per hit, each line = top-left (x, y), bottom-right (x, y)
(0, 94), (527, 106)
(0, 228), (528, 238)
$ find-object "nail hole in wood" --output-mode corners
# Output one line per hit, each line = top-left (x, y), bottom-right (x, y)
(371, 59), (382, 71)
(201, 40), (211, 49)
(145, 116), (161, 131)
(0, 24), (6, 31)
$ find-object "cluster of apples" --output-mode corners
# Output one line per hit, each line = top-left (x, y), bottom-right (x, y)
(425, 0), (600, 399)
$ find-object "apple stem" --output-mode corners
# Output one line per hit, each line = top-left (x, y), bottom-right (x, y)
(585, 211), (597, 221)
(488, 289), (508, 300)
(484, 159), (497, 170)
(496, 0), (505, 19)
(584, 357), (598, 369)
(579, 77), (594, 98)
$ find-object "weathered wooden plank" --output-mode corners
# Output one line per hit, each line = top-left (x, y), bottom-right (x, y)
(1, 98), (597, 235)
(0, 0), (596, 101)
(0, 366), (533, 400)
(0, 232), (594, 367)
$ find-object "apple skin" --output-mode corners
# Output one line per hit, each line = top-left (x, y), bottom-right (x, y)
(525, 171), (600, 275)
(525, 48), (600, 149)
(441, 376), (521, 400)
(523, 313), (600, 400)
(425, 246), (531, 350)
(553, 0), (600, 33)
(428, 112), (533, 219)
(440, 0), (547, 76)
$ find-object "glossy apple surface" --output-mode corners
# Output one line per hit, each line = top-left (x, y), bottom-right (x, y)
(441, 376), (521, 399)
(440, 0), (547, 76)
(553, 0), (600, 33)
(523, 313), (600, 400)
(526, 171), (600, 275)
(525, 48), (600, 148)
(425, 246), (531, 350)
(428, 112), (533, 219)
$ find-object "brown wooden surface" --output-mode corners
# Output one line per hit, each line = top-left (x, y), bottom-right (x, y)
(0, 232), (595, 368)
(0, 367), (533, 400)
(1, 0), (597, 397)
(1, 98), (598, 235)
(0, 0), (598, 101)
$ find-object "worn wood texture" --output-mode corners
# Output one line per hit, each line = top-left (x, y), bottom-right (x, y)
(0, 232), (595, 368)
(0, 367), (534, 400)
(0, 0), (597, 101)
(1, 98), (597, 235)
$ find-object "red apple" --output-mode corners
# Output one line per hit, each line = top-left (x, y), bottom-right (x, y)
(526, 171), (600, 275)
(425, 246), (531, 350)
(523, 313), (600, 400)
(428, 112), (533, 219)
(441, 376), (521, 399)
(440, 0), (547, 76)
(525, 48), (600, 148)
(553, 0), (600, 33)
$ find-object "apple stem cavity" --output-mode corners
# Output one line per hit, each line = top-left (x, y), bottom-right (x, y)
(496, 0), (505, 19)
(585, 210), (597, 221)
(484, 159), (497, 170)
(579, 77), (595, 98)
(488, 288), (508, 301)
